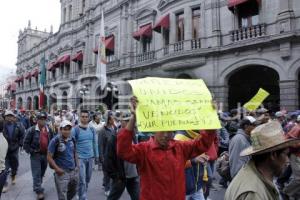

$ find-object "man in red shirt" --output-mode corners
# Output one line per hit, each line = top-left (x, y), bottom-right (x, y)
(117, 97), (217, 200)
(23, 112), (53, 200)
(283, 115), (300, 199)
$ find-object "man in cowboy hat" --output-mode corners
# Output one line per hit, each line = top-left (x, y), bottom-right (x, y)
(225, 121), (300, 200)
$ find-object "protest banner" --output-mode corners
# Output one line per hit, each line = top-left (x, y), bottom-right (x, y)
(243, 88), (270, 111)
(128, 77), (221, 132)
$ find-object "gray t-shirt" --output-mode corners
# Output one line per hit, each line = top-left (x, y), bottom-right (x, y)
(124, 160), (138, 178)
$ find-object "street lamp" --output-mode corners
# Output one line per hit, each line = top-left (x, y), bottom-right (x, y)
(79, 85), (89, 110)
(106, 82), (118, 110)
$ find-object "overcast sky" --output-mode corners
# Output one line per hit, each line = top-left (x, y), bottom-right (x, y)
(0, 0), (60, 85)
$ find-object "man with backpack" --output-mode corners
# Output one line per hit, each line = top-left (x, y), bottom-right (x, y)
(72, 110), (98, 200)
(48, 120), (79, 200)
(23, 112), (54, 200)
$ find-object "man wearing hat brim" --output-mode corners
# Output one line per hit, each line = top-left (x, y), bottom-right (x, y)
(225, 121), (300, 200)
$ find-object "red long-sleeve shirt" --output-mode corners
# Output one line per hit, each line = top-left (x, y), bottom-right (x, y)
(117, 129), (216, 200)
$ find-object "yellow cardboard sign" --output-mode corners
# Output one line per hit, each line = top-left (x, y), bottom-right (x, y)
(128, 77), (221, 132)
(243, 88), (270, 111)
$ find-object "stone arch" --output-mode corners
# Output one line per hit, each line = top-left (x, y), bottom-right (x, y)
(33, 95), (39, 110)
(227, 65), (280, 111)
(49, 93), (57, 112)
(62, 91), (68, 110)
(220, 58), (286, 84)
(27, 96), (32, 110)
(176, 73), (194, 79)
(288, 58), (300, 80)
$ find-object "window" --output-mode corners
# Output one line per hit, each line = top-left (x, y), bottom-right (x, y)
(78, 61), (82, 71)
(52, 70), (56, 79)
(66, 64), (70, 75)
(29, 79), (31, 88)
(237, 0), (259, 28)
(192, 8), (200, 39)
(163, 29), (169, 46)
(82, 0), (86, 13)
(176, 12), (184, 42)
(35, 77), (38, 86)
(63, 8), (67, 23)
(69, 5), (73, 21)
(141, 37), (151, 53)
(60, 65), (64, 76)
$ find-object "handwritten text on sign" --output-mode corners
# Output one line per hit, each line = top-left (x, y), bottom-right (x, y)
(243, 88), (270, 111)
(128, 77), (221, 132)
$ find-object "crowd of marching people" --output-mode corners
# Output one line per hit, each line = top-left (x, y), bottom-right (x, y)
(0, 99), (299, 200)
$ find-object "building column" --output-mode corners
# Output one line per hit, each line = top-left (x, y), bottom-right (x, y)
(209, 85), (229, 112)
(211, 0), (221, 47)
(280, 80), (298, 111)
(120, 5), (128, 56)
(277, 0), (294, 33)
(169, 13), (176, 44)
(184, 7), (192, 40)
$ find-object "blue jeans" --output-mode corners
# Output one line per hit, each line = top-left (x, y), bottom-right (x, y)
(78, 158), (93, 200)
(30, 153), (48, 194)
(186, 189), (205, 200)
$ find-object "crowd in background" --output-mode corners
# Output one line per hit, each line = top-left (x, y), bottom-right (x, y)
(0, 104), (299, 200)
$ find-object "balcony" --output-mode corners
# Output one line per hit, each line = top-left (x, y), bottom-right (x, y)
(136, 51), (155, 63)
(174, 41), (184, 52)
(191, 38), (201, 49)
(230, 24), (266, 42)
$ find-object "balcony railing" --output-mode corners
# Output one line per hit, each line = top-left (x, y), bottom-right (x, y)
(107, 59), (120, 69)
(136, 51), (155, 63)
(230, 24), (266, 42)
(174, 41), (184, 52)
(191, 38), (201, 49)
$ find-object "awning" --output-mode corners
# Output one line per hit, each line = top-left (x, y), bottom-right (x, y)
(153, 14), (170, 33)
(56, 55), (71, 65)
(72, 51), (83, 62)
(47, 62), (56, 71)
(133, 24), (152, 40)
(105, 35), (115, 52)
(24, 72), (32, 79)
(93, 35), (115, 54)
(31, 68), (39, 77)
(228, 0), (260, 10)
(6, 83), (16, 91)
(11, 83), (16, 91)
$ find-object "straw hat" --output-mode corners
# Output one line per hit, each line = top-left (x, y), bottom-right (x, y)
(240, 121), (300, 156)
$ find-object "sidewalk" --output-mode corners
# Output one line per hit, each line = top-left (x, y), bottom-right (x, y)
(2, 167), (130, 200)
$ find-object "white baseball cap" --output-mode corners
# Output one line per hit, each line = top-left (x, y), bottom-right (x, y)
(60, 120), (72, 128)
(4, 110), (16, 117)
(244, 116), (257, 124)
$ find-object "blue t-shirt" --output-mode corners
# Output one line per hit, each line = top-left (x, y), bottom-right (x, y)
(72, 126), (99, 159)
(48, 135), (76, 170)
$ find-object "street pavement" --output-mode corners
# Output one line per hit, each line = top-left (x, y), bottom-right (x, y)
(2, 153), (225, 200)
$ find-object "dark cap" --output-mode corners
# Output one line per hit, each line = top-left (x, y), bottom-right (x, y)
(37, 112), (48, 120)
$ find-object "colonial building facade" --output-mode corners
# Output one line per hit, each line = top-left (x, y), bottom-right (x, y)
(14, 0), (300, 112)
